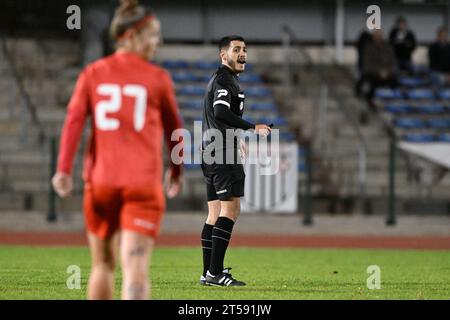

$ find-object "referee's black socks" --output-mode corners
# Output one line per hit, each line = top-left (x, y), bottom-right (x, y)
(201, 223), (214, 277)
(209, 216), (235, 275)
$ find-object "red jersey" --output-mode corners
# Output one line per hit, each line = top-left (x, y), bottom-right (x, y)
(57, 52), (183, 187)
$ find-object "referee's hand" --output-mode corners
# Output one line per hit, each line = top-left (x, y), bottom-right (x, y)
(255, 124), (272, 137)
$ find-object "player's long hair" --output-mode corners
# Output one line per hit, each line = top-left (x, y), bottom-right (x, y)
(109, 0), (155, 41)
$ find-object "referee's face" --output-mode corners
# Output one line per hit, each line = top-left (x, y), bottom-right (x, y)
(222, 40), (247, 74)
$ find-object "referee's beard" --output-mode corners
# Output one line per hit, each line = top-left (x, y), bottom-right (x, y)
(226, 57), (245, 74)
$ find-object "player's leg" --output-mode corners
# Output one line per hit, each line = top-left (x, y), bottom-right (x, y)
(206, 172), (246, 286)
(86, 232), (119, 299)
(120, 230), (154, 300)
(200, 192), (221, 284)
(84, 183), (122, 299)
(120, 185), (165, 299)
(206, 195), (245, 286)
(209, 196), (240, 275)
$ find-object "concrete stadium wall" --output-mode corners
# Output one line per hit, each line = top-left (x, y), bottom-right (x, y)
(83, 1), (449, 63)
(146, 0), (448, 43)
(156, 44), (431, 66)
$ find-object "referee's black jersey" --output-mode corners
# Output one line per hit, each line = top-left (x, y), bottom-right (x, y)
(201, 65), (246, 151)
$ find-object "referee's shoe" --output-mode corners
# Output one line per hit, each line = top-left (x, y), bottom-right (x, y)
(205, 268), (246, 287)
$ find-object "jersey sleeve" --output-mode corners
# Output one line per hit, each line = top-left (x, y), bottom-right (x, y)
(160, 71), (184, 179)
(212, 78), (255, 130)
(212, 79), (233, 109)
(57, 68), (91, 175)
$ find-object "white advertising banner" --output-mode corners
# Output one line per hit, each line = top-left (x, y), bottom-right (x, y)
(241, 142), (298, 213)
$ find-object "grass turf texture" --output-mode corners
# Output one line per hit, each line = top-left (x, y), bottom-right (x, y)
(0, 246), (449, 299)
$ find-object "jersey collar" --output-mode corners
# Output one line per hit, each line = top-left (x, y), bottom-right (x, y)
(219, 64), (239, 80)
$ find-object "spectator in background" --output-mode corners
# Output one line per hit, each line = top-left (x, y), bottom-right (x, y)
(355, 29), (373, 97)
(389, 16), (416, 72)
(428, 27), (450, 86)
(361, 29), (398, 105)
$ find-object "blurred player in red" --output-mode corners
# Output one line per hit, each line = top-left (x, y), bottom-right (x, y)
(52, 0), (183, 300)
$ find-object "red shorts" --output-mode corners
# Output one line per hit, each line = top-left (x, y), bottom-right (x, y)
(83, 183), (165, 239)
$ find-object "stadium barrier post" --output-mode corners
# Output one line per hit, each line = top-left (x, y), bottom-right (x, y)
(386, 139), (397, 226)
(47, 136), (57, 222)
(303, 143), (313, 225)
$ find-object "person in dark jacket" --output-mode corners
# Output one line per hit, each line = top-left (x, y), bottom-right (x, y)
(429, 27), (450, 74)
(389, 17), (416, 72)
(355, 29), (373, 97)
(362, 29), (398, 102)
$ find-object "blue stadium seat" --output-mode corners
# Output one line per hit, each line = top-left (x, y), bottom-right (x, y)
(411, 65), (430, 74)
(259, 116), (288, 126)
(437, 133), (450, 142)
(298, 147), (305, 158)
(407, 89), (434, 100)
(429, 72), (446, 87)
(280, 132), (296, 142)
(438, 89), (450, 100)
(180, 99), (203, 110)
(374, 88), (403, 99)
(399, 77), (427, 88)
(196, 74), (212, 82)
(161, 60), (189, 69)
(427, 118), (450, 129)
(394, 118), (426, 129)
(239, 73), (262, 84)
(171, 71), (197, 82)
(416, 104), (445, 114)
(246, 87), (271, 98)
(248, 102), (276, 111)
(384, 104), (412, 114)
(242, 115), (257, 124)
(243, 63), (253, 70)
(184, 163), (201, 170)
(402, 134), (435, 143)
(273, 116), (288, 126)
(177, 85), (205, 97)
(298, 162), (306, 173)
(191, 61), (220, 70)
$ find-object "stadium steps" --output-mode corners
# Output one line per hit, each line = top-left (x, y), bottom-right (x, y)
(0, 191), (84, 212)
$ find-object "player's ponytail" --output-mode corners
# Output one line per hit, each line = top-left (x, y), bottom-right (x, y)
(109, 0), (155, 41)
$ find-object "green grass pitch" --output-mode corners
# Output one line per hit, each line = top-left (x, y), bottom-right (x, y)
(0, 246), (449, 299)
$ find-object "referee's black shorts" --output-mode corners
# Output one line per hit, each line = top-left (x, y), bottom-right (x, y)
(201, 162), (245, 201)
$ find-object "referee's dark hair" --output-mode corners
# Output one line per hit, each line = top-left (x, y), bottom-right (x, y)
(219, 35), (246, 52)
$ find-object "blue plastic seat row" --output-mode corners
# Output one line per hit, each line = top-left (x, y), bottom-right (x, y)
(180, 100), (203, 110)
(259, 116), (288, 126)
(171, 72), (262, 84)
(162, 60), (219, 70)
(281, 132), (296, 141)
(171, 72), (204, 83)
(394, 118), (450, 129)
(184, 163), (201, 170)
(375, 88), (450, 100)
(177, 85), (272, 98)
(398, 77), (428, 88)
(245, 87), (271, 98)
(162, 60), (254, 71)
(384, 104), (447, 114)
(411, 65), (430, 74)
(403, 133), (450, 143)
(298, 162), (306, 173)
(177, 86), (205, 97)
(247, 102), (276, 111)
(298, 147), (305, 157)
(239, 74), (262, 83)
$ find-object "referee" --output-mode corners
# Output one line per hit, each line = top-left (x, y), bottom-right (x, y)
(199, 35), (271, 287)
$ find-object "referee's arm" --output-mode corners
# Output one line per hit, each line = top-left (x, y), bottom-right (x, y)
(212, 84), (255, 130)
